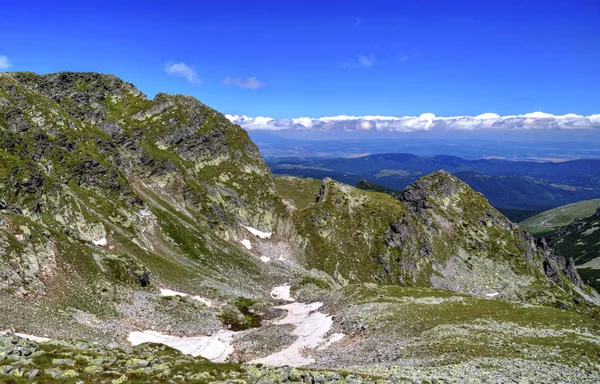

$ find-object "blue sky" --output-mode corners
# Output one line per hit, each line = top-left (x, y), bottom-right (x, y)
(2, 0), (600, 119)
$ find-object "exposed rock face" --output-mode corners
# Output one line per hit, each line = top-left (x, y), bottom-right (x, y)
(294, 171), (591, 304)
(0, 71), (291, 303)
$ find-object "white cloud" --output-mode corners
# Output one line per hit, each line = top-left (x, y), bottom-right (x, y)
(222, 76), (263, 90)
(164, 62), (201, 84)
(0, 56), (10, 70)
(358, 55), (372, 68)
(343, 54), (374, 69)
(226, 112), (600, 133)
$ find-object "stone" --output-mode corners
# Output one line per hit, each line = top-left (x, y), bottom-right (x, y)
(27, 369), (39, 378)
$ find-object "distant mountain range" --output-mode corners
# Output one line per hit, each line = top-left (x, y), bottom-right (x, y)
(249, 130), (600, 161)
(268, 153), (600, 218)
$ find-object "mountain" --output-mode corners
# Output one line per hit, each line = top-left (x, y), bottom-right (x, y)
(355, 179), (402, 198)
(527, 207), (600, 291)
(1, 72), (599, 383)
(521, 198), (600, 236)
(268, 154), (600, 215)
(520, 200), (600, 290)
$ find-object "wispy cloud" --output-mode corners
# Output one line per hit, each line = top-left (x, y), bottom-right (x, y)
(395, 54), (410, 63)
(164, 62), (202, 84)
(343, 54), (374, 69)
(222, 76), (264, 90)
(226, 112), (600, 132)
(0, 56), (11, 70)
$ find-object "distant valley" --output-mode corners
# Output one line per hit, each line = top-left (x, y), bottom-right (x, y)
(250, 131), (600, 162)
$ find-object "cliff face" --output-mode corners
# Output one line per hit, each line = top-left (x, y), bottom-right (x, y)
(0, 72), (293, 311)
(287, 172), (594, 306)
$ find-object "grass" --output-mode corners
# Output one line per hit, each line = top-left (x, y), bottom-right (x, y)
(520, 198), (600, 235)
(218, 297), (262, 331)
(331, 283), (600, 365)
(274, 175), (321, 209)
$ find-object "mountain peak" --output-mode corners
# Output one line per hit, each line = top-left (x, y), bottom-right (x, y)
(399, 169), (467, 212)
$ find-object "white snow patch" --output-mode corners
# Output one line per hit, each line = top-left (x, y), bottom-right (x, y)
(159, 288), (212, 307)
(128, 330), (235, 362)
(242, 225), (272, 239)
(583, 227), (599, 236)
(92, 237), (107, 247)
(240, 239), (252, 250)
(250, 301), (335, 367)
(260, 256), (271, 263)
(1, 331), (50, 343)
(485, 292), (499, 298)
(270, 285), (294, 301)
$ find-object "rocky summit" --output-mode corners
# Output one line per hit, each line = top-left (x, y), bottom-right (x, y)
(1, 72), (600, 383)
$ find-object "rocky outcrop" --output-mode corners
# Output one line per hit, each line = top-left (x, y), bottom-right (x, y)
(0, 71), (298, 318)
(295, 171), (592, 305)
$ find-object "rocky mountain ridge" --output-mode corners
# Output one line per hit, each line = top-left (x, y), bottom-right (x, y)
(1, 72), (599, 383)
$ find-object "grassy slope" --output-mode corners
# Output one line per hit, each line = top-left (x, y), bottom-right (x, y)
(521, 198), (600, 236)
(274, 176), (321, 210)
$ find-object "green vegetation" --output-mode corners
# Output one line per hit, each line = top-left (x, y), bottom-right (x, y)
(355, 179), (402, 198)
(274, 175), (321, 209)
(330, 283), (600, 366)
(218, 297), (262, 331)
(520, 198), (600, 235)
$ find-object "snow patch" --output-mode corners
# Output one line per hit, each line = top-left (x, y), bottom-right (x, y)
(270, 285), (294, 301)
(250, 301), (336, 367)
(240, 239), (252, 250)
(1, 331), (50, 343)
(128, 330), (235, 362)
(260, 256), (271, 263)
(159, 288), (212, 307)
(242, 225), (272, 239)
(583, 227), (599, 236)
(92, 237), (107, 247)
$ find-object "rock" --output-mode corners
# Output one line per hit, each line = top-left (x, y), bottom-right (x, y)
(84, 365), (103, 374)
(125, 358), (150, 368)
(112, 375), (128, 384)
(136, 271), (151, 287)
(52, 358), (75, 366)
(45, 368), (79, 378)
(7, 367), (23, 377)
(0, 365), (14, 375)
(27, 369), (39, 378)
